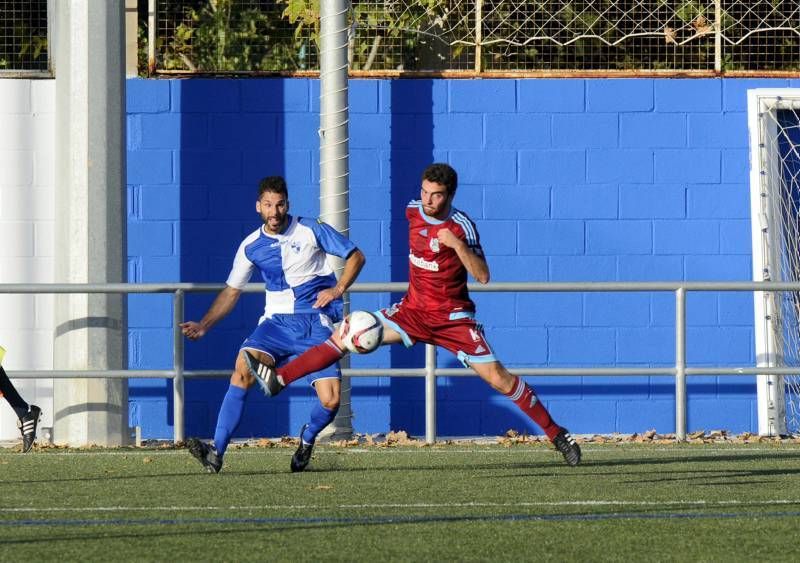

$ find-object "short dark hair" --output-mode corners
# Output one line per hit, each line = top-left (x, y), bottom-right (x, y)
(258, 176), (288, 199)
(422, 163), (458, 195)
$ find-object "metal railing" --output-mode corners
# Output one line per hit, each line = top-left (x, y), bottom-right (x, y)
(1, 281), (795, 444)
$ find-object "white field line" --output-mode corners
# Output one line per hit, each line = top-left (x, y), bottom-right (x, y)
(1, 499), (800, 514)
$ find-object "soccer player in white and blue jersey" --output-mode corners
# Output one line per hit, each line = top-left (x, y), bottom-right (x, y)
(180, 176), (365, 473)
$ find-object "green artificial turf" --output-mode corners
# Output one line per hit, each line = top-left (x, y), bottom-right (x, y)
(1, 442), (799, 560)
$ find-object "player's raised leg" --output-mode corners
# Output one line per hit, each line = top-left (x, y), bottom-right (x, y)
(471, 360), (581, 466)
(247, 316), (404, 397)
(246, 337), (341, 397)
(249, 331), (346, 397)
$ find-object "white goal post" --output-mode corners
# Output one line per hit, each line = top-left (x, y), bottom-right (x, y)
(748, 89), (800, 436)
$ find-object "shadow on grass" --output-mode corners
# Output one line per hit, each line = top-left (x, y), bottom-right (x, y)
(4, 449), (800, 485)
(582, 450), (800, 467)
(617, 466), (800, 485)
(4, 503), (800, 547)
(0, 456), (577, 484)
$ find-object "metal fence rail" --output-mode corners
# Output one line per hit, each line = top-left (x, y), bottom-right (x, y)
(2, 280), (796, 444)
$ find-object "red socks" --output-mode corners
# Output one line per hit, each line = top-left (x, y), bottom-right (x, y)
(505, 377), (561, 440)
(278, 339), (345, 386)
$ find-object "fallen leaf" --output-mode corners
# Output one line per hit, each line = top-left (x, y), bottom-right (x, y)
(692, 16), (713, 36)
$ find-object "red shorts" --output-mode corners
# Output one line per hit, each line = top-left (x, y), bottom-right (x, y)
(376, 300), (496, 367)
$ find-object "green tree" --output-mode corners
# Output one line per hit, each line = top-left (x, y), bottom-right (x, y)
(139, 0), (799, 75)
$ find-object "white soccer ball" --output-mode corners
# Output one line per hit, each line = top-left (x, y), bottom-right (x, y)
(339, 310), (384, 354)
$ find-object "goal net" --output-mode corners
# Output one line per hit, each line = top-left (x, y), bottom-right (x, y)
(748, 89), (800, 436)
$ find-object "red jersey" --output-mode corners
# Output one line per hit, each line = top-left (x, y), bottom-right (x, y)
(404, 200), (484, 314)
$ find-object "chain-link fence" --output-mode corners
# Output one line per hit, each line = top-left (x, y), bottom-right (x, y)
(150, 0), (317, 73)
(0, 0), (49, 74)
(146, 0), (800, 76)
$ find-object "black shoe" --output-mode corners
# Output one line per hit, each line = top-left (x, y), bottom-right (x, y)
(552, 428), (581, 467)
(244, 351), (284, 397)
(290, 425), (314, 473)
(187, 438), (222, 473)
(17, 405), (41, 453)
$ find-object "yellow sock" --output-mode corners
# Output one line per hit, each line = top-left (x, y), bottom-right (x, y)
(0, 345), (5, 366)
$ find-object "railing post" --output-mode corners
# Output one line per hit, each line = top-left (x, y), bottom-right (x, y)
(425, 343), (437, 444)
(714, 0), (722, 73)
(675, 287), (687, 440)
(147, 0), (156, 75)
(173, 289), (185, 444)
(474, 0), (483, 74)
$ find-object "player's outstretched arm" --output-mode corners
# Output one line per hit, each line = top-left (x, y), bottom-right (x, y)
(180, 285), (242, 340)
(313, 249), (366, 309)
(437, 228), (490, 283)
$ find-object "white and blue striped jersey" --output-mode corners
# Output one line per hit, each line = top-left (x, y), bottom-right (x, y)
(226, 215), (357, 322)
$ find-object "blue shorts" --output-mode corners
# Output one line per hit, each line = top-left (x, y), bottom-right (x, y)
(240, 313), (340, 386)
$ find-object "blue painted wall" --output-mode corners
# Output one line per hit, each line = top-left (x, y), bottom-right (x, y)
(126, 77), (800, 440)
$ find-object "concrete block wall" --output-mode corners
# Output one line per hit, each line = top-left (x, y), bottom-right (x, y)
(0, 80), (55, 440)
(127, 77), (800, 439)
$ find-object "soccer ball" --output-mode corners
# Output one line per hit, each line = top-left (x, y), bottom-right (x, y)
(339, 310), (384, 354)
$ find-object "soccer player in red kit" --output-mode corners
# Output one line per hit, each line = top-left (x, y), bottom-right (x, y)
(246, 163), (581, 466)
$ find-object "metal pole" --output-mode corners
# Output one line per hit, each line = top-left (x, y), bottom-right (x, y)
(425, 344), (437, 444)
(319, 0), (353, 440)
(675, 287), (687, 440)
(474, 0), (482, 74)
(714, 0), (722, 73)
(173, 289), (185, 444)
(125, 0), (138, 76)
(147, 0), (156, 75)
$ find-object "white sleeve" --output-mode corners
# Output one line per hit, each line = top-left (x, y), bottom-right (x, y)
(225, 239), (255, 289)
